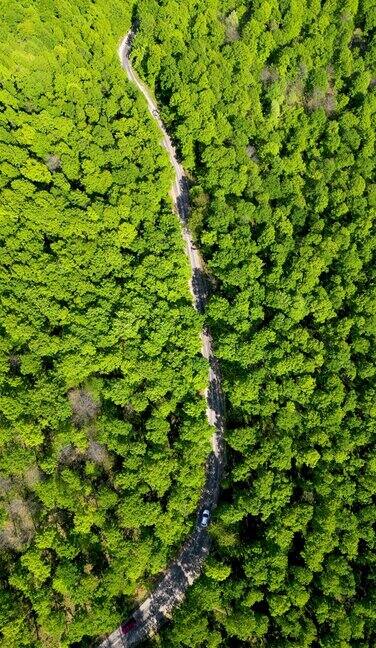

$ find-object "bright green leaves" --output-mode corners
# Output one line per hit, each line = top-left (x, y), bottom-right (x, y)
(21, 159), (52, 184)
(20, 551), (51, 585)
(204, 558), (231, 582)
(83, 168), (113, 195)
(118, 221), (137, 247)
(222, 609), (269, 641)
(118, 494), (161, 529)
(0, 1), (208, 645)
(131, 0), (376, 646)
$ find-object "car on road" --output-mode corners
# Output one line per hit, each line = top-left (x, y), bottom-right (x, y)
(200, 509), (210, 527)
(151, 108), (159, 117)
(121, 618), (137, 635)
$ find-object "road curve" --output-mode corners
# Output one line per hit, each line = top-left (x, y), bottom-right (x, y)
(98, 29), (225, 648)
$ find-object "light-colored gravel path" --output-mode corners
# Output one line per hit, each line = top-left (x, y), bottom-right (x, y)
(98, 29), (225, 648)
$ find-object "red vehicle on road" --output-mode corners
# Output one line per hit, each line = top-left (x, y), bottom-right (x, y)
(121, 618), (137, 635)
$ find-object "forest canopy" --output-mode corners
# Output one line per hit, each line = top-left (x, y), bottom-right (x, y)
(132, 0), (376, 647)
(0, 1), (211, 646)
(1, 0), (376, 647)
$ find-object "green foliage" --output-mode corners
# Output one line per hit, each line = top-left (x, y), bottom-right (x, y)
(133, 0), (376, 646)
(0, 1), (211, 645)
(1, 0), (375, 646)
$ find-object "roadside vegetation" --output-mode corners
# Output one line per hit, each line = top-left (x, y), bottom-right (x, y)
(0, 2), (211, 646)
(132, 0), (376, 647)
(0, 1), (375, 647)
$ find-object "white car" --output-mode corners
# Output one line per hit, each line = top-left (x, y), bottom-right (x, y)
(151, 108), (159, 117)
(200, 509), (210, 527)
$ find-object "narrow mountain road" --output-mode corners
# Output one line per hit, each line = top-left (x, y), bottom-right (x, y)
(98, 29), (225, 648)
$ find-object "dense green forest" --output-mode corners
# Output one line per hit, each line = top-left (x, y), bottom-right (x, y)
(1, 0), (375, 647)
(132, 1), (376, 647)
(0, 1), (211, 646)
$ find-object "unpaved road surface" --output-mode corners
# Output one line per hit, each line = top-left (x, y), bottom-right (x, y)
(98, 29), (225, 648)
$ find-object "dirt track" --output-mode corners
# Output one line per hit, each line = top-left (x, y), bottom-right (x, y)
(97, 29), (225, 648)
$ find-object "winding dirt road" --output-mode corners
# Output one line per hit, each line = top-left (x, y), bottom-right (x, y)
(98, 29), (225, 648)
